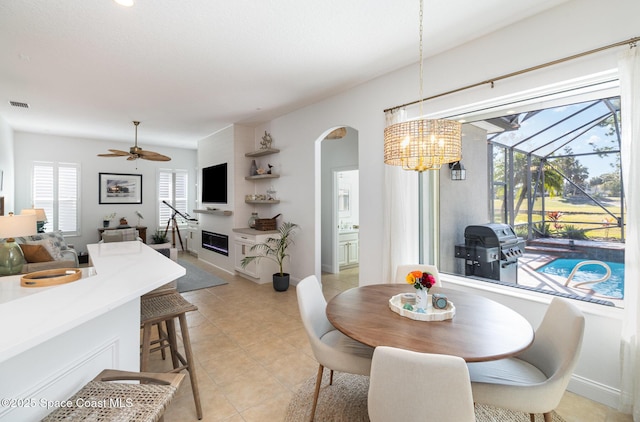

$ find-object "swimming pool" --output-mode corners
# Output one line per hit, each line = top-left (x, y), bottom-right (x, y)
(536, 258), (624, 299)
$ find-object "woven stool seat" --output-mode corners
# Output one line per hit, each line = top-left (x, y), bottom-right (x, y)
(140, 290), (202, 419)
(42, 369), (184, 422)
(141, 291), (198, 324)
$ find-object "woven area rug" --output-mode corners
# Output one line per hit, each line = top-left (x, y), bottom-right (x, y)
(284, 372), (568, 422)
(176, 259), (227, 293)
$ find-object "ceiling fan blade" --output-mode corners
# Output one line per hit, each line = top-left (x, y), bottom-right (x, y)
(98, 149), (129, 157)
(137, 149), (171, 161)
(141, 153), (172, 161)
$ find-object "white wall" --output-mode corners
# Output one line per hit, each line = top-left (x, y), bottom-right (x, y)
(439, 123), (489, 274)
(0, 116), (15, 213)
(12, 131), (197, 252)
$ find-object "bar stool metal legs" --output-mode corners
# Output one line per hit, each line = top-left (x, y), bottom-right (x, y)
(141, 291), (203, 420)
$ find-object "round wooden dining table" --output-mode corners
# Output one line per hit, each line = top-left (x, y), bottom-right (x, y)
(326, 284), (534, 362)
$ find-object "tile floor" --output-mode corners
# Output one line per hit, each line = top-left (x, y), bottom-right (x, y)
(152, 254), (631, 421)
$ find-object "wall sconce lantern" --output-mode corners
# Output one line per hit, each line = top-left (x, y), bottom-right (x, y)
(449, 161), (466, 181)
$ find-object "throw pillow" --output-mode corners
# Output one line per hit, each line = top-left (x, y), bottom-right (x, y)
(25, 238), (64, 261)
(28, 230), (69, 251)
(19, 244), (53, 263)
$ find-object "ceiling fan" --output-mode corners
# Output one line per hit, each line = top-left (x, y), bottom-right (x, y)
(97, 121), (171, 162)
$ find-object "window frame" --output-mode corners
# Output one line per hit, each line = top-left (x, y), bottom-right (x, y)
(31, 161), (81, 236)
(157, 168), (189, 228)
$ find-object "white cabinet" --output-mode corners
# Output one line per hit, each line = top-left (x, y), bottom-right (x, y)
(338, 231), (359, 268)
(185, 222), (200, 255)
(233, 229), (280, 283)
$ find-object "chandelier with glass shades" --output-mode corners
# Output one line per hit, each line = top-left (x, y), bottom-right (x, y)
(383, 0), (462, 172)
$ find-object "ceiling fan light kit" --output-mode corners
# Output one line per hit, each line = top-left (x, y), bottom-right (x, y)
(98, 121), (171, 162)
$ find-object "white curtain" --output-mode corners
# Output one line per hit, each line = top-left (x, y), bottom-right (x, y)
(619, 46), (640, 421)
(382, 109), (419, 283)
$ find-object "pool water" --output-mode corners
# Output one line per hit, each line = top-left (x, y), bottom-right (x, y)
(537, 258), (624, 299)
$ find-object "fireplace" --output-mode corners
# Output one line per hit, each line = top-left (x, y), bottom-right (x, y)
(202, 230), (229, 256)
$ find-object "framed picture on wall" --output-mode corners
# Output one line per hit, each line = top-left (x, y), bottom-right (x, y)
(99, 173), (142, 204)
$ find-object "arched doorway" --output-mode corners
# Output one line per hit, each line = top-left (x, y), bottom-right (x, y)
(315, 126), (359, 289)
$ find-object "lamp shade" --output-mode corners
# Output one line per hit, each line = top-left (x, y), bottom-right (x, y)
(384, 119), (462, 171)
(0, 213), (37, 239)
(21, 208), (48, 222)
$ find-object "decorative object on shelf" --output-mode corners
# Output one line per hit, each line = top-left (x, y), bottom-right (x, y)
(97, 121), (171, 162)
(240, 221), (298, 291)
(406, 270), (436, 310)
(248, 212), (259, 229)
(99, 172), (143, 204)
(135, 210), (144, 226)
(103, 212), (116, 228)
(250, 159), (258, 176)
(119, 217), (128, 227)
(0, 212), (37, 275)
(21, 208), (48, 233)
(254, 213), (281, 231)
(267, 164), (273, 174)
(260, 131), (273, 149)
(266, 186), (277, 200)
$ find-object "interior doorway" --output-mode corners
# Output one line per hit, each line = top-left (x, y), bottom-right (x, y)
(319, 126), (359, 287)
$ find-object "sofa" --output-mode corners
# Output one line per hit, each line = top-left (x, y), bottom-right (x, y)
(1, 230), (79, 274)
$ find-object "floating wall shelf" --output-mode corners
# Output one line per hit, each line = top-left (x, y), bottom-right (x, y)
(245, 200), (280, 204)
(245, 174), (279, 180)
(245, 148), (280, 157)
(193, 209), (233, 216)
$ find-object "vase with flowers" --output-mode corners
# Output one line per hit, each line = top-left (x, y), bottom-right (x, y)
(406, 270), (436, 310)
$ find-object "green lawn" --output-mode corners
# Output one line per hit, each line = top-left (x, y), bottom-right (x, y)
(496, 196), (625, 241)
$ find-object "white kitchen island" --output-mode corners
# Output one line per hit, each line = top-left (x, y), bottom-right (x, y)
(0, 241), (185, 421)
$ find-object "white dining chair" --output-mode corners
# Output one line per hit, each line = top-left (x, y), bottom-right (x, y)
(368, 346), (476, 422)
(296, 275), (374, 421)
(467, 297), (585, 422)
(394, 264), (442, 286)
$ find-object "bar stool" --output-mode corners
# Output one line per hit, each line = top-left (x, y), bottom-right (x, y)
(42, 369), (184, 421)
(140, 290), (203, 420)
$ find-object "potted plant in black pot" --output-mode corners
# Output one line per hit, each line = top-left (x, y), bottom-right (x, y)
(240, 221), (298, 291)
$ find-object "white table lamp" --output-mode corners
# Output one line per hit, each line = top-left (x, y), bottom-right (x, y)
(0, 213), (37, 275)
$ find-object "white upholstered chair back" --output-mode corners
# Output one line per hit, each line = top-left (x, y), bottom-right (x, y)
(369, 346), (476, 422)
(468, 297), (585, 420)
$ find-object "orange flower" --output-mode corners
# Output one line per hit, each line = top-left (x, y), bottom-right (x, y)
(406, 270), (422, 285)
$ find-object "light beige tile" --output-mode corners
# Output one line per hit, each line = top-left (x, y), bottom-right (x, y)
(159, 253), (630, 422)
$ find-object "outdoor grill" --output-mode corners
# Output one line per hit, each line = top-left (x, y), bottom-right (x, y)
(454, 223), (525, 283)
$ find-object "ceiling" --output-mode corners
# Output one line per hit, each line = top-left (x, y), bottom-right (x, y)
(0, 0), (569, 150)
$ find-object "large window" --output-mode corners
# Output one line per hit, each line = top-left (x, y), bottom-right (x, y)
(32, 162), (80, 235)
(158, 169), (188, 227)
(463, 96), (625, 307)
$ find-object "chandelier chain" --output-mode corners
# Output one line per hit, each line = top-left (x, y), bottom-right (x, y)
(418, 0), (424, 117)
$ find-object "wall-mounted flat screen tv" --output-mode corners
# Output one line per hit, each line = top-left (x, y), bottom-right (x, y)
(202, 163), (227, 203)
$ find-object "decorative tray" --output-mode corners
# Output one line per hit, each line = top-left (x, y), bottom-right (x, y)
(21, 268), (82, 288)
(388, 293), (455, 321)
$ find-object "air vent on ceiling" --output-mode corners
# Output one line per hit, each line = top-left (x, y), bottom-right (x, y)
(9, 101), (29, 109)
